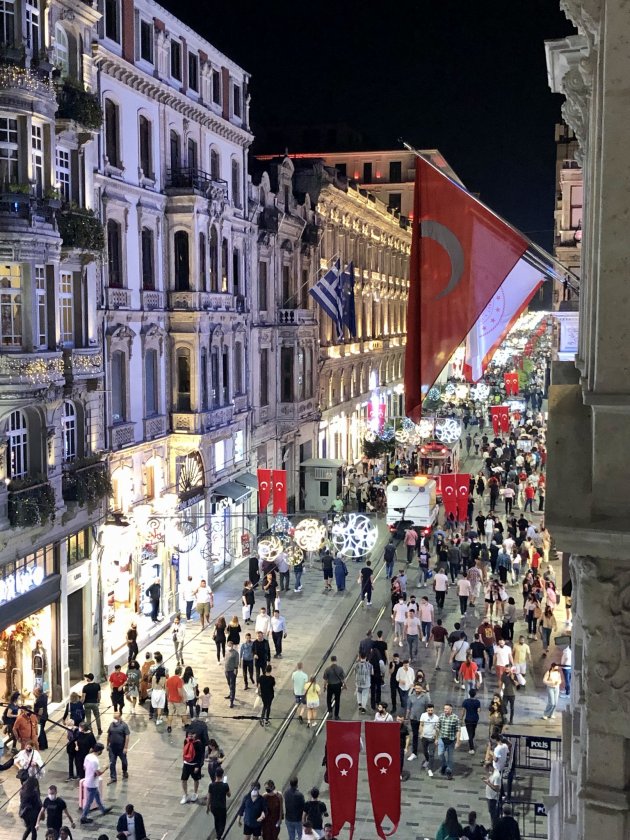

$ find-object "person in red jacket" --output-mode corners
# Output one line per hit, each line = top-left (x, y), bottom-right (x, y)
(524, 484), (536, 514)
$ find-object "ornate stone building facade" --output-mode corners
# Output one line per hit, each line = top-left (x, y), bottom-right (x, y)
(546, 3), (630, 838)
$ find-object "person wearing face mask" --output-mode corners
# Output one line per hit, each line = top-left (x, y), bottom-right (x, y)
(237, 782), (266, 839)
(37, 784), (75, 836)
(261, 779), (283, 840)
(14, 740), (44, 781)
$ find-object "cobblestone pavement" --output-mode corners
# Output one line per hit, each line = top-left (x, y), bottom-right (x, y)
(0, 454), (563, 840)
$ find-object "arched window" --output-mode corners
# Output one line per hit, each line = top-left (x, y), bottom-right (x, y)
(111, 351), (126, 423)
(62, 400), (76, 462)
(170, 130), (180, 171)
(138, 115), (153, 178)
(104, 99), (120, 167)
(187, 137), (197, 170)
(176, 350), (191, 411)
(209, 227), (218, 291)
(198, 232), (206, 291)
(221, 237), (229, 292)
(234, 341), (243, 395)
(231, 158), (241, 207)
(144, 349), (158, 416)
(107, 219), (123, 287)
(174, 231), (189, 291)
(7, 409), (27, 479)
(210, 147), (220, 181)
(0, 264), (22, 347)
(141, 227), (154, 290)
(53, 23), (69, 77)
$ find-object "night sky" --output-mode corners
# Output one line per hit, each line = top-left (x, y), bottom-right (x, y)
(165, 0), (575, 250)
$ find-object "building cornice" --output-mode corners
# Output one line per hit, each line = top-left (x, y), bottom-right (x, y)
(317, 185), (411, 249)
(93, 46), (254, 148)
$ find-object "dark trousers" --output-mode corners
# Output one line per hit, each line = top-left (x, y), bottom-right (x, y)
(261, 698), (273, 721)
(150, 599), (159, 622)
(502, 694), (515, 723)
(21, 807), (38, 840)
(279, 571), (290, 591)
(272, 631), (283, 656)
(370, 678), (382, 710)
(215, 639), (226, 661)
(127, 641), (138, 664)
(524, 498), (533, 512)
(421, 737), (435, 765)
(449, 563), (460, 583)
(504, 498), (513, 514)
(185, 600), (194, 621)
(76, 751), (87, 779)
(465, 722), (477, 751)
(242, 660), (254, 687)
(265, 594), (275, 613)
(225, 670), (236, 703)
(488, 798), (500, 826)
(361, 585), (372, 604)
(67, 750), (80, 778)
(111, 689), (125, 712)
(410, 719), (420, 754)
(459, 595), (468, 614)
(436, 590), (446, 610)
(327, 684), (342, 717)
(255, 659), (267, 684)
(109, 743), (128, 780)
(389, 680), (403, 712)
(211, 806), (227, 840)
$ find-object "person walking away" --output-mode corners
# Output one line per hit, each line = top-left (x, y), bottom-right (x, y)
(180, 729), (204, 804)
(165, 665), (186, 733)
(224, 641), (239, 708)
(436, 702), (461, 780)
(492, 803), (521, 840)
(182, 666), (198, 719)
(241, 633), (255, 689)
(109, 665), (127, 714)
(457, 573), (471, 617)
(139, 652), (154, 705)
(33, 686), (49, 751)
(322, 656), (345, 720)
(321, 550), (334, 593)
(81, 674), (102, 736)
(65, 720), (81, 781)
(431, 620), (449, 670)
(125, 660), (140, 714)
(448, 541), (461, 584)
(433, 569), (449, 612)
(333, 554), (348, 592)
(458, 651), (480, 694)
(242, 580), (255, 624)
(462, 689), (481, 754)
(436, 808), (464, 840)
(207, 767), (231, 840)
(213, 616), (227, 662)
(283, 777), (305, 840)
(359, 561), (374, 606)
(172, 616), (186, 666)
(384, 538), (397, 579)
(303, 788), (329, 837)
(19, 771), (42, 840)
(355, 654), (372, 714)
(270, 610), (287, 658)
(304, 676), (321, 728)
(75, 722), (95, 780)
(126, 622), (138, 665)
(79, 743), (112, 824)
(106, 712), (129, 784)
(150, 663), (167, 726)
(195, 579), (214, 629)
(483, 760), (503, 828)
(277, 551), (291, 593)
(258, 665), (276, 726)
(182, 576), (196, 621)
(146, 577), (161, 623)
(542, 662), (563, 719)
(561, 645), (572, 696)
(404, 526), (419, 565)
(291, 663), (309, 724)
(462, 810), (488, 840)
(449, 633), (470, 686)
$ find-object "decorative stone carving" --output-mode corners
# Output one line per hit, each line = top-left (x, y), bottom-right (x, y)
(561, 66), (590, 165)
(560, 0), (602, 45)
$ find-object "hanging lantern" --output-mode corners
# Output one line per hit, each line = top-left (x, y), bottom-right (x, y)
(285, 543), (305, 567)
(435, 418), (462, 445)
(293, 518), (327, 552)
(257, 536), (284, 561)
(331, 513), (378, 559)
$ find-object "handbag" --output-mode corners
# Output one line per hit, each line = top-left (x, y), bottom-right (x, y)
(460, 725), (469, 742)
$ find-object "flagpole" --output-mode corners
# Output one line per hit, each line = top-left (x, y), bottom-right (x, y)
(399, 139), (580, 295)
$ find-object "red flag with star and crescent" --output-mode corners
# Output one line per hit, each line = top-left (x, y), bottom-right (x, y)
(271, 469), (287, 514)
(257, 469), (272, 513)
(404, 156), (528, 421)
(365, 721), (402, 839)
(326, 721), (362, 839)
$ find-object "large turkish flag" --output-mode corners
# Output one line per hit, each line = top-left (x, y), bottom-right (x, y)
(326, 721), (361, 839)
(271, 469), (287, 514)
(257, 469), (272, 512)
(455, 473), (471, 522)
(405, 157), (528, 420)
(440, 473), (458, 519)
(365, 721), (402, 839)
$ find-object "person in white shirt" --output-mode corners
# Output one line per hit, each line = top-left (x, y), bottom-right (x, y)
(254, 607), (271, 638)
(502, 536), (515, 555)
(171, 616), (186, 666)
(374, 702), (393, 723)
(391, 598), (408, 648)
(276, 552), (290, 593)
(561, 646), (572, 696)
(493, 735), (509, 772)
(395, 660), (415, 711)
(270, 610), (287, 658)
(194, 580), (214, 630)
(403, 609), (422, 661)
(456, 574), (472, 617)
(433, 571), (449, 612)
(182, 576), (197, 621)
(419, 704), (440, 776)
(419, 597), (434, 646)
(80, 743), (110, 824)
(493, 639), (514, 683)
(449, 634), (470, 685)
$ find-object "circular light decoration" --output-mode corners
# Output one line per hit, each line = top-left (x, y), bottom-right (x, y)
(455, 383), (469, 400)
(271, 514), (292, 536)
(427, 387), (441, 402)
(471, 383), (490, 401)
(226, 527), (256, 561)
(364, 430), (377, 443)
(285, 543), (305, 567)
(331, 513), (378, 559)
(293, 518), (327, 552)
(257, 536), (284, 561)
(435, 418), (462, 445)
(395, 429), (409, 444)
(381, 427), (395, 442)
(444, 382), (456, 395)
(402, 418), (415, 432)
(417, 418), (434, 439)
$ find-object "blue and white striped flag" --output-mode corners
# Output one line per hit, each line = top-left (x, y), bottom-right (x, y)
(309, 258), (343, 339)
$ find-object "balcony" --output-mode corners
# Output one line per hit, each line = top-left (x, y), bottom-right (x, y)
(55, 80), (102, 131)
(0, 64), (57, 110)
(141, 290), (165, 311)
(233, 394), (248, 414)
(277, 400), (317, 422)
(165, 167), (228, 199)
(278, 308), (315, 326)
(0, 193), (57, 231)
(106, 287), (132, 310)
(143, 415), (167, 440)
(63, 347), (103, 381)
(8, 477), (56, 528)
(58, 207), (105, 254)
(62, 457), (111, 510)
(169, 291), (233, 312)
(110, 422), (136, 450)
(0, 351), (64, 387)
(171, 405), (234, 434)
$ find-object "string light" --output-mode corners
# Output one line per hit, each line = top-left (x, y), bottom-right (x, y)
(0, 65), (56, 100)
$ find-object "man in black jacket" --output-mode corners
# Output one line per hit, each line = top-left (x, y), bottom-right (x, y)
(116, 803), (147, 839)
(252, 631), (271, 685)
(146, 578), (161, 623)
(283, 777), (305, 840)
(492, 804), (521, 840)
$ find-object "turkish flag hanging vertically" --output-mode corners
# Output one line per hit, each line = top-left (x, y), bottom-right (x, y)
(499, 406), (510, 434)
(490, 407), (501, 436)
(440, 473), (458, 519)
(455, 473), (471, 522)
(326, 721), (361, 839)
(257, 469), (272, 513)
(271, 469), (287, 514)
(509, 372), (520, 395)
(365, 721), (402, 839)
(404, 157), (528, 420)
(504, 372), (513, 395)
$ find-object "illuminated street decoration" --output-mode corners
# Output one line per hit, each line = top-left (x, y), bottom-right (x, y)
(331, 513), (377, 558)
(435, 417), (462, 445)
(471, 383), (490, 401)
(427, 386), (441, 401)
(271, 513), (292, 535)
(285, 543), (305, 567)
(258, 536), (284, 561)
(293, 518), (327, 551)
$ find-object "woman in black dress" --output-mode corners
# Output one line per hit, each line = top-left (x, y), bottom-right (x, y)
(213, 617), (227, 662)
(19, 771), (41, 840)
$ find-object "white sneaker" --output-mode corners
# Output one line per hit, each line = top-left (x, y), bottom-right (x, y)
(189, 793), (198, 802)
(427, 769), (434, 777)
(399, 641), (403, 648)
(180, 795), (189, 804)
(469, 749), (475, 754)
(407, 753), (416, 761)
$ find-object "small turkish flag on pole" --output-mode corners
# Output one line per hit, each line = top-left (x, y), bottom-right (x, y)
(440, 473), (458, 520)
(455, 473), (471, 523)
(365, 721), (402, 839)
(326, 721), (361, 839)
(257, 469), (272, 513)
(491, 406), (501, 436)
(271, 469), (287, 514)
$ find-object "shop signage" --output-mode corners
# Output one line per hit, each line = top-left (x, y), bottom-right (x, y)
(526, 737), (552, 751)
(241, 533), (251, 558)
(177, 492), (204, 512)
(0, 564), (45, 605)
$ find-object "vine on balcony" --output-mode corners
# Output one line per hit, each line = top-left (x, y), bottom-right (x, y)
(7, 476), (56, 528)
(56, 79), (103, 130)
(62, 455), (112, 510)
(57, 205), (105, 255)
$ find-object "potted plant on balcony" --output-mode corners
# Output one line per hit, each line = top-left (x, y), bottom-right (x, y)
(57, 203), (105, 258)
(55, 79), (103, 131)
(43, 187), (61, 208)
(62, 454), (112, 511)
(7, 475), (56, 528)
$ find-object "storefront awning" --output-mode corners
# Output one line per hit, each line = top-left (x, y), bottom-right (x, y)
(300, 458), (345, 469)
(212, 481), (252, 503)
(234, 472), (258, 491)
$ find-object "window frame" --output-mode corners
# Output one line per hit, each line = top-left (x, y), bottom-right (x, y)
(139, 17), (153, 64)
(144, 348), (158, 417)
(170, 38), (182, 82)
(111, 350), (127, 424)
(58, 270), (74, 347)
(35, 264), (46, 348)
(107, 219), (123, 288)
(188, 51), (199, 92)
(62, 400), (77, 463)
(138, 115), (153, 179)
(7, 409), (27, 479)
(104, 0), (120, 44)
(104, 98), (120, 168)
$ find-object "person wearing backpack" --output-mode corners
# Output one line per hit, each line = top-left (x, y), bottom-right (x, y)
(180, 730), (204, 804)
(65, 720), (81, 781)
(2, 690), (20, 751)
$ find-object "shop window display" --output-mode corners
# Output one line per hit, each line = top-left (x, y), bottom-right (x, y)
(0, 612), (53, 702)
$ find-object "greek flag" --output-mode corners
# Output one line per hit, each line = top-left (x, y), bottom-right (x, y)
(309, 258), (343, 339)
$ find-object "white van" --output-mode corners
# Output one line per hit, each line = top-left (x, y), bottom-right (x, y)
(386, 475), (439, 534)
